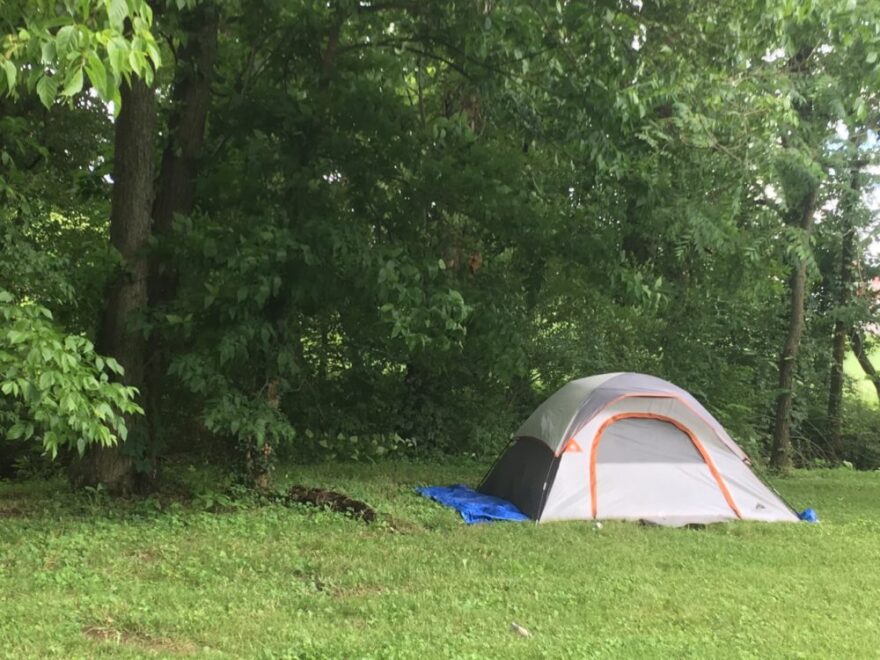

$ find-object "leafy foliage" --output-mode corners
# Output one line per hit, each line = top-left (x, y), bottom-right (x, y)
(3, 0), (880, 479)
(0, 0), (161, 108)
(0, 290), (141, 456)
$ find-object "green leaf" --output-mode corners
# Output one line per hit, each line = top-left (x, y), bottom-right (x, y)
(85, 52), (108, 97)
(868, 52), (878, 64)
(55, 25), (77, 55)
(145, 40), (161, 69)
(7, 330), (27, 344)
(40, 41), (56, 64)
(61, 67), (84, 97)
(36, 75), (58, 108)
(107, 0), (129, 30)
(106, 37), (128, 78)
(43, 431), (57, 449)
(104, 357), (124, 375)
(95, 402), (113, 420)
(1, 59), (16, 90)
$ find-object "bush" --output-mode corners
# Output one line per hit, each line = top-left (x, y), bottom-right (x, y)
(839, 401), (880, 469)
(0, 289), (142, 457)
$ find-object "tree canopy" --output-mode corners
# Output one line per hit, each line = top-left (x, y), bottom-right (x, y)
(2, 0), (880, 489)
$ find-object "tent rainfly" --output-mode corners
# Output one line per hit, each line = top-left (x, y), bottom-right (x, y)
(479, 373), (799, 526)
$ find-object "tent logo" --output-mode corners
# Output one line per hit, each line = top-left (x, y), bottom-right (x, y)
(562, 437), (582, 453)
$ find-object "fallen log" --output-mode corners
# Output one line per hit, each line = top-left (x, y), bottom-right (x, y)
(287, 485), (377, 523)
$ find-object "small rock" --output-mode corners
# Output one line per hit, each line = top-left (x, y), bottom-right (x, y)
(510, 622), (532, 638)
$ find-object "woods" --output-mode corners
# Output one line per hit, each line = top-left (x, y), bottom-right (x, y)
(2, 0), (880, 486)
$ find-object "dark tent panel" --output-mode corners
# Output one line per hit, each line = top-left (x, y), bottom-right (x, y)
(479, 438), (559, 519)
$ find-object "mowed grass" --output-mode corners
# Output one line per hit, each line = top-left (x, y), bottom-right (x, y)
(844, 349), (880, 407)
(2, 462), (880, 658)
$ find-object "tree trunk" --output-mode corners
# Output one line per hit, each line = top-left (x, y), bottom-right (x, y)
(828, 307), (849, 454)
(769, 45), (820, 472)
(149, 4), (218, 298)
(70, 78), (157, 493)
(770, 184), (819, 471)
(145, 5), (219, 455)
(827, 154), (862, 454)
(850, 330), (880, 404)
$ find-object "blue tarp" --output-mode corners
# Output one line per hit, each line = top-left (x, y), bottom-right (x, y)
(798, 507), (819, 523)
(417, 484), (530, 524)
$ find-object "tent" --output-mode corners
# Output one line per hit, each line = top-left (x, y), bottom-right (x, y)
(479, 373), (799, 525)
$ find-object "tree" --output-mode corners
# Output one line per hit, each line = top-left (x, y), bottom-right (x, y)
(1, 1), (160, 471)
(827, 137), (867, 453)
(70, 76), (157, 492)
(5, 0), (880, 486)
(145, 2), (219, 472)
(769, 0), (880, 470)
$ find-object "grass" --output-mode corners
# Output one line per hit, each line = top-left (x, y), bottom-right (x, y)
(2, 461), (880, 658)
(844, 349), (880, 407)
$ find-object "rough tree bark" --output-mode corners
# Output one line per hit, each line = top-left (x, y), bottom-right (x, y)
(70, 78), (157, 493)
(770, 184), (819, 471)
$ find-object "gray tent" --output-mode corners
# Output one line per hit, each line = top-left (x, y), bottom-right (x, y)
(479, 373), (798, 525)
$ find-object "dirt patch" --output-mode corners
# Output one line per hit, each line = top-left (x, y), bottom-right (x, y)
(0, 506), (25, 518)
(638, 519), (708, 530)
(287, 485), (377, 523)
(83, 625), (199, 655)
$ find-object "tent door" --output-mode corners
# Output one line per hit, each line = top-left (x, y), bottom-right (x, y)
(590, 416), (739, 522)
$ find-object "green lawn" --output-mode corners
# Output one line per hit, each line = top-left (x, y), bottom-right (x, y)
(844, 350), (880, 407)
(2, 462), (880, 658)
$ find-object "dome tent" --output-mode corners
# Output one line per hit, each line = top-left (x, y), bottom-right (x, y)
(478, 373), (798, 525)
